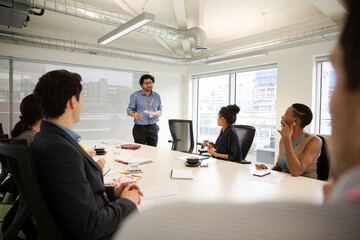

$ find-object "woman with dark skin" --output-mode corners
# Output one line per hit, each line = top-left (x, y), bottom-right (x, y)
(257, 104), (322, 179)
(203, 104), (242, 162)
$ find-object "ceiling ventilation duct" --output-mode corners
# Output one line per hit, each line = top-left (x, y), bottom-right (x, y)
(0, 25), (339, 65)
(11, 0), (209, 51)
(0, 1), (30, 28)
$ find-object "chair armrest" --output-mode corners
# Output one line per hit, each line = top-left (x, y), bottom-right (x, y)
(238, 160), (251, 164)
(198, 149), (208, 155)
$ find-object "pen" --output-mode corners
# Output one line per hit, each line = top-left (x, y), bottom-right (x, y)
(103, 168), (111, 176)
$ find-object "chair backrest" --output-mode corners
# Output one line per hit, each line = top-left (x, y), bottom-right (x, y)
(0, 140), (62, 240)
(233, 125), (256, 160)
(316, 135), (330, 181)
(169, 119), (194, 153)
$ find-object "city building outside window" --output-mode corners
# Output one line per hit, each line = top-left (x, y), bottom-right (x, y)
(195, 67), (277, 163)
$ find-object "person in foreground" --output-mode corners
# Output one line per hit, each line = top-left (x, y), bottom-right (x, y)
(127, 74), (162, 147)
(257, 103), (322, 179)
(114, 1), (360, 239)
(202, 104), (242, 162)
(32, 69), (143, 240)
(11, 93), (42, 147)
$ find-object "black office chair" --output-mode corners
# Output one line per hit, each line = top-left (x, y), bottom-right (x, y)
(198, 125), (256, 164)
(0, 123), (3, 135)
(233, 125), (256, 164)
(0, 140), (62, 240)
(317, 135), (330, 181)
(168, 119), (194, 153)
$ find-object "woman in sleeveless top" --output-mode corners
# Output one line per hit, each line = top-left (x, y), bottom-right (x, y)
(257, 103), (322, 179)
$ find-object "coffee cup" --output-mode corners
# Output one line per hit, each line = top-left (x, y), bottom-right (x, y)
(94, 148), (105, 155)
(186, 157), (200, 165)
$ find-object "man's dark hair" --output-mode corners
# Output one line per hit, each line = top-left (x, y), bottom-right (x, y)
(292, 103), (313, 128)
(340, 0), (360, 90)
(34, 69), (82, 119)
(219, 104), (240, 125)
(139, 74), (155, 86)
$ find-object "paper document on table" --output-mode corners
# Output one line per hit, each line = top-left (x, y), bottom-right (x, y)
(141, 182), (178, 201)
(247, 171), (284, 184)
(175, 154), (211, 161)
(115, 156), (153, 165)
(171, 169), (193, 180)
(143, 110), (162, 117)
(101, 140), (122, 145)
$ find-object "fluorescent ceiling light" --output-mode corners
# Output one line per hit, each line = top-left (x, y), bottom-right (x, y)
(206, 49), (268, 65)
(98, 12), (155, 45)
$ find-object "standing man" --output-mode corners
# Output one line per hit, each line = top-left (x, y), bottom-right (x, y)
(32, 70), (143, 240)
(127, 74), (162, 147)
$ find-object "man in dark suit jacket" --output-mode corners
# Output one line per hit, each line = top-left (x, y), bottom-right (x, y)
(32, 69), (143, 240)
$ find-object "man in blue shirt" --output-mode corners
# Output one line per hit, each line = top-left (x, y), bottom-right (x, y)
(127, 74), (163, 147)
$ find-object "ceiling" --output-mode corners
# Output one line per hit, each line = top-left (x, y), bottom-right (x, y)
(0, 0), (346, 65)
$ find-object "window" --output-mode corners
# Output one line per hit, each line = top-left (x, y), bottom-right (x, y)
(0, 59), (9, 134)
(195, 66), (277, 163)
(2, 58), (143, 141)
(197, 75), (229, 144)
(235, 68), (277, 161)
(316, 60), (336, 135)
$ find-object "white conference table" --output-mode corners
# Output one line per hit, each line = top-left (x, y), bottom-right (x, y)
(80, 139), (325, 209)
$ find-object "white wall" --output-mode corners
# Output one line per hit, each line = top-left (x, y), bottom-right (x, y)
(187, 40), (336, 160)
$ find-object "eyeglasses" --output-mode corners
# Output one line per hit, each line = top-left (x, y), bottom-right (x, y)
(143, 81), (153, 85)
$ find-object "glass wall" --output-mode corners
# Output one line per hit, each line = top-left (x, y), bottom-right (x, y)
(317, 61), (336, 135)
(2, 58), (143, 141)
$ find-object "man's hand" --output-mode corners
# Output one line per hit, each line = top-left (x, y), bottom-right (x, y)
(120, 183), (144, 205)
(96, 158), (106, 169)
(116, 183), (144, 205)
(134, 112), (143, 119)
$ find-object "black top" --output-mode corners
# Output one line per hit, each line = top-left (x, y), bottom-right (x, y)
(215, 125), (242, 162)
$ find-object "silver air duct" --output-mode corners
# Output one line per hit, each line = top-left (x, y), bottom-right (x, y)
(12, 0), (209, 51)
(0, 25), (339, 65)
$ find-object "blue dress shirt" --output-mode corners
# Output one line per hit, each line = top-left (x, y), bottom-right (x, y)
(127, 89), (162, 125)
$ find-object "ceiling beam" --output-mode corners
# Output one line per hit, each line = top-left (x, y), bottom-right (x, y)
(171, 0), (191, 57)
(198, 0), (205, 28)
(114, 0), (179, 57)
(154, 36), (179, 57)
(310, 0), (347, 25)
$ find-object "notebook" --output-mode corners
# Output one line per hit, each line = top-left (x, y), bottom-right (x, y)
(171, 169), (193, 180)
(115, 156), (153, 165)
(121, 144), (141, 149)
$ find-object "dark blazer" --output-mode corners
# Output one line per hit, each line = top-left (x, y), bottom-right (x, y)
(32, 121), (137, 240)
